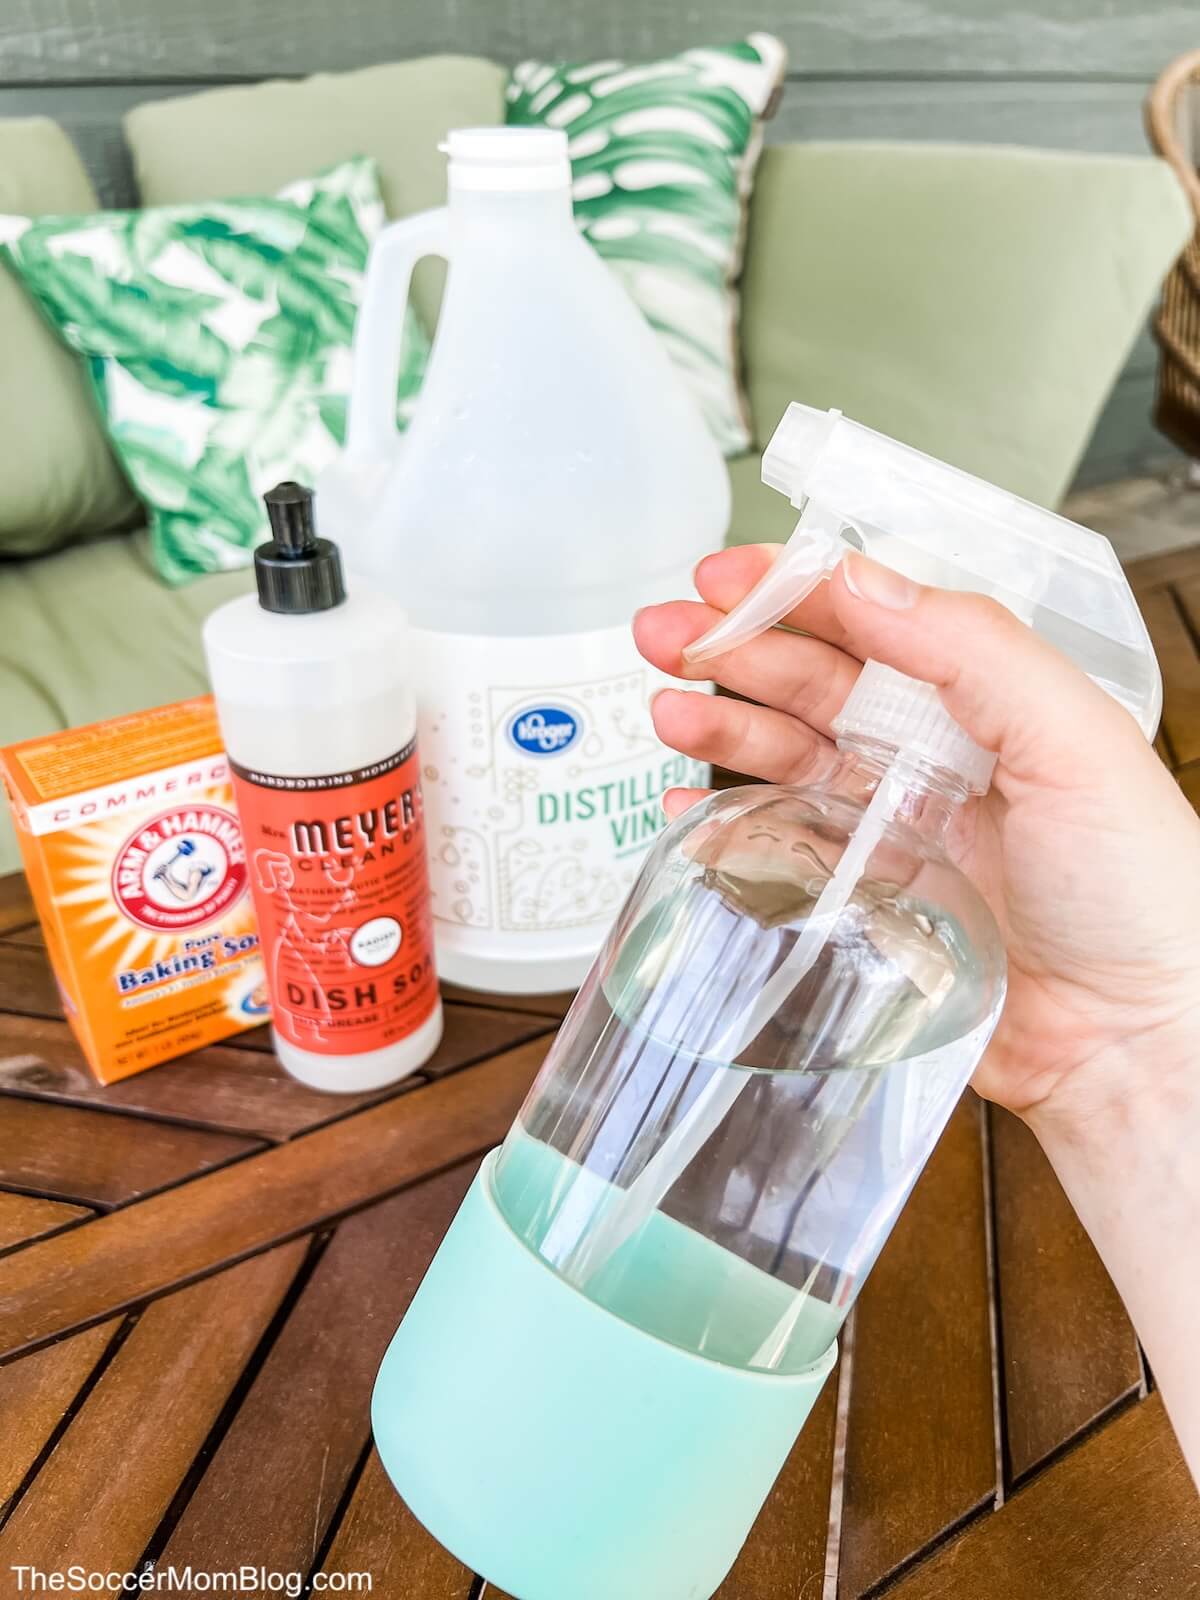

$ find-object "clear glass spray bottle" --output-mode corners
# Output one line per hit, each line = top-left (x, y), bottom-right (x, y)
(368, 407), (1162, 1600)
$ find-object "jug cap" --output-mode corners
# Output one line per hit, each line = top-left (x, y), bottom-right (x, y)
(685, 405), (1161, 790)
(440, 127), (571, 192)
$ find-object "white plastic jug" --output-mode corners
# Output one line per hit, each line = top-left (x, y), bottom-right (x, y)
(320, 128), (730, 994)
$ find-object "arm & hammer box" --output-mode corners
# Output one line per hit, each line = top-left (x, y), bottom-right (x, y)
(0, 697), (268, 1082)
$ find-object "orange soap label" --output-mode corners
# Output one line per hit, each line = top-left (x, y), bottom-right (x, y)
(230, 737), (438, 1060)
(0, 698), (267, 1084)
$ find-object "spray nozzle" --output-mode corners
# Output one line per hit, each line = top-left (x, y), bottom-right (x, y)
(684, 503), (848, 664)
(683, 405), (1162, 776)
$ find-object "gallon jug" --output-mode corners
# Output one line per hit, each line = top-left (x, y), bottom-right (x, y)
(320, 128), (730, 994)
(368, 407), (1161, 1600)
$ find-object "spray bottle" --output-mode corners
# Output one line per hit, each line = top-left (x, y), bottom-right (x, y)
(368, 408), (1161, 1600)
(204, 483), (442, 1092)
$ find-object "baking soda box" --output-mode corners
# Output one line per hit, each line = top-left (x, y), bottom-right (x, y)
(1, 697), (268, 1082)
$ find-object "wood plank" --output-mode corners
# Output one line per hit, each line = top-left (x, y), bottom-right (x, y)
(0, 1036), (545, 1359)
(0, 939), (75, 1018)
(990, 1106), (1142, 1482)
(1126, 547), (1200, 595)
(0, 873), (35, 937)
(0, 1006), (553, 1140)
(0, 1096), (259, 1208)
(1138, 586), (1200, 767)
(4, 0), (1196, 82)
(885, 1395), (1200, 1599)
(0, 1319), (118, 1512)
(0, 1241), (305, 1573)
(717, 1365), (839, 1600)
(164, 1165), (476, 1581)
(0, 1190), (90, 1253)
(439, 981), (573, 1021)
(1175, 572), (1200, 649)
(773, 75), (1155, 157)
(320, 1448), (475, 1600)
(1178, 760), (1200, 813)
(838, 1097), (996, 1596)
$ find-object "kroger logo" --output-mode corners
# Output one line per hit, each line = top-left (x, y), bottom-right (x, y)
(508, 704), (581, 757)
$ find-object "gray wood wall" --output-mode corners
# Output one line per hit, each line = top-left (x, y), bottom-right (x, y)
(2, 0), (1197, 486)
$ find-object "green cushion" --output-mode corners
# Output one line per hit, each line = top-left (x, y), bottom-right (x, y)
(0, 530), (255, 871)
(505, 38), (786, 457)
(726, 451), (793, 546)
(124, 55), (507, 332)
(740, 142), (1191, 508)
(0, 159), (427, 584)
(0, 119), (139, 557)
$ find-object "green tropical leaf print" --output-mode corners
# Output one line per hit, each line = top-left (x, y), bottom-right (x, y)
(0, 157), (429, 585)
(506, 35), (787, 455)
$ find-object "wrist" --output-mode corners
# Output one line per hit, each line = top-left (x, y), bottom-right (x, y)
(1024, 1011), (1200, 1174)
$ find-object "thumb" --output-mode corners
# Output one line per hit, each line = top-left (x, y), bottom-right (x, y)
(831, 551), (1145, 786)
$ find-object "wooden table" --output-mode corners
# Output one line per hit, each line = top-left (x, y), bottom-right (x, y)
(1, 548), (1198, 1598)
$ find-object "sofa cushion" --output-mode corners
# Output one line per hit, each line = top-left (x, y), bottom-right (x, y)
(740, 142), (1191, 509)
(0, 159), (427, 584)
(726, 451), (792, 546)
(0, 119), (139, 557)
(124, 55), (507, 332)
(0, 528), (256, 871)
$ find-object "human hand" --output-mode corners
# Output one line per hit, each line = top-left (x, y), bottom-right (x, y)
(633, 545), (1200, 1125)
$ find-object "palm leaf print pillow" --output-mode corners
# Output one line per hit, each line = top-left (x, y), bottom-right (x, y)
(0, 158), (427, 585)
(506, 35), (787, 456)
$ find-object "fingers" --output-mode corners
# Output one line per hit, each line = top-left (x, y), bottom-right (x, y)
(651, 688), (837, 786)
(693, 544), (855, 650)
(633, 599), (859, 738)
(664, 786), (710, 820)
(830, 552), (1144, 785)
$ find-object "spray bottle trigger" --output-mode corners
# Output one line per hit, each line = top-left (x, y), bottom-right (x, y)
(683, 504), (848, 666)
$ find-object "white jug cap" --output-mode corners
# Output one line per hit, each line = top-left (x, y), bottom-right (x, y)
(441, 128), (571, 192)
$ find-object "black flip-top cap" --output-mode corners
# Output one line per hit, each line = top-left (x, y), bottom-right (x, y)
(254, 481), (346, 614)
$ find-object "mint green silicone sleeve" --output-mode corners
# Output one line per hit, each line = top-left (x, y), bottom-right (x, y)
(372, 1149), (838, 1600)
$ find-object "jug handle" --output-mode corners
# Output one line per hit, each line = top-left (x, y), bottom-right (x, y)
(345, 207), (450, 459)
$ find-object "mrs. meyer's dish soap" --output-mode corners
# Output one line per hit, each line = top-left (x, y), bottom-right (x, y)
(204, 484), (442, 1093)
(368, 408), (1161, 1600)
(319, 128), (728, 993)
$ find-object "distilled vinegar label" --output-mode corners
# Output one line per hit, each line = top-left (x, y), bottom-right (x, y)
(413, 626), (710, 937)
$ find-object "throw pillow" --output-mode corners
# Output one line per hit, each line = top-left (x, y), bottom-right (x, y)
(0, 157), (428, 585)
(505, 35), (787, 456)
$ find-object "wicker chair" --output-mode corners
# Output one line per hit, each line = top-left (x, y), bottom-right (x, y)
(1147, 49), (1200, 457)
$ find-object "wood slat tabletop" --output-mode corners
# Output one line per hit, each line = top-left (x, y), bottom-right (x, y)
(0, 546), (1197, 1596)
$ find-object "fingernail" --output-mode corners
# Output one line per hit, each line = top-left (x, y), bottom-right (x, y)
(843, 552), (919, 610)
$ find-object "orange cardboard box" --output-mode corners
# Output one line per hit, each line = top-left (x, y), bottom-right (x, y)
(1, 697), (267, 1082)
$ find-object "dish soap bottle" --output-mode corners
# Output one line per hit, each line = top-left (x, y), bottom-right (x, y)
(366, 408), (1161, 1600)
(318, 128), (729, 996)
(203, 482), (442, 1092)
